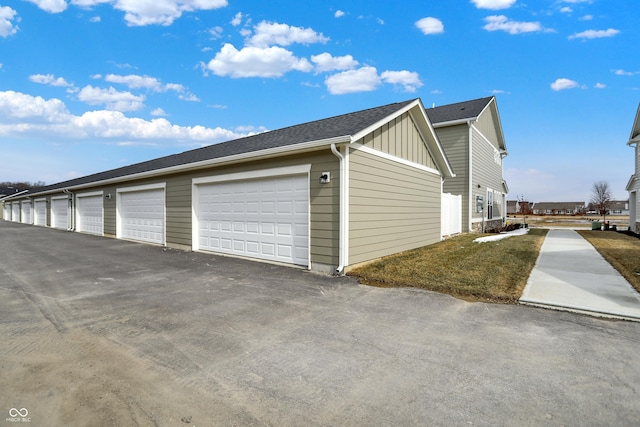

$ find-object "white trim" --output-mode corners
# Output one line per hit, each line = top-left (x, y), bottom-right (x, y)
(30, 137), (349, 196)
(432, 118), (474, 128)
(351, 100), (419, 142)
(51, 194), (68, 201)
(76, 190), (103, 198)
(350, 143), (442, 176)
(192, 164), (311, 185)
(343, 145), (350, 268)
(116, 182), (166, 194)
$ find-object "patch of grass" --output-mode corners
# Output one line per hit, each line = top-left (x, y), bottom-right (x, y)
(348, 228), (548, 304)
(577, 231), (640, 293)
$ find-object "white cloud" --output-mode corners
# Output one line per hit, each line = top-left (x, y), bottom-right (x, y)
(381, 70), (423, 92)
(311, 53), (358, 73)
(69, 0), (228, 26)
(550, 78), (579, 91)
(230, 11), (242, 26)
(0, 6), (18, 37)
(205, 43), (312, 78)
(150, 107), (168, 116)
(77, 85), (146, 111)
(104, 73), (182, 92)
(580, 15), (593, 21)
(27, 0), (68, 13)
(90, 15), (100, 23)
(415, 17), (444, 35)
(569, 28), (620, 40)
(471, 0), (516, 10)
(614, 69), (636, 76)
(594, 83), (606, 89)
(209, 25), (223, 39)
(0, 90), (70, 124)
(29, 74), (72, 87)
(334, 10), (345, 18)
(560, 7), (572, 13)
(325, 67), (381, 95)
(246, 21), (329, 48)
(483, 15), (544, 34)
(0, 90), (242, 143)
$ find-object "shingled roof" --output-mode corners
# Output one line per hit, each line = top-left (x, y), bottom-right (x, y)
(29, 99), (417, 196)
(425, 96), (494, 124)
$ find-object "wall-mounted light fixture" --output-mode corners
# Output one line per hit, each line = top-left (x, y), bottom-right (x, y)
(105, 193), (112, 199)
(320, 172), (330, 184)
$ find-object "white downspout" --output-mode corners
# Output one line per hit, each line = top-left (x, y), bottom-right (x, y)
(62, 188), (75, 231)
(331, 143), (347, 274)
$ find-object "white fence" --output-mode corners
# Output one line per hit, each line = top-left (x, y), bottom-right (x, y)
(442, 193), (462, 237)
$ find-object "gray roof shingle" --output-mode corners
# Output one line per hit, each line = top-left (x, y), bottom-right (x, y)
(30, 99), (417, 196)
(425, 96), (493, 124)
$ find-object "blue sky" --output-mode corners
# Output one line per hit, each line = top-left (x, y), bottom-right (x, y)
(0, 0), (637, 202)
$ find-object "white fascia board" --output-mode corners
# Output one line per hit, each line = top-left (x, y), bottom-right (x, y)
(351, 143), (441, 176)
(431, 118), (474, 128)
(350, 99), (420, 142)
(412, 102), (456, 178)
(627, 134), (640, 146)
(30, 135), (350, 195)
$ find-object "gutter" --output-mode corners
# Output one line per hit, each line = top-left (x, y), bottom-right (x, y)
(0, 189), (30, 201)
(62, 188), (75, 231)
(331, 143), (347, 274)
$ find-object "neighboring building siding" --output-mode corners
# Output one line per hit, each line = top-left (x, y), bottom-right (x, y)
(471, 126), (505, 227)
(358, 112), (437, 169)
(348, 148), (441, 266)
(435, 124), (470, 232)
(474, 106), (500, 148)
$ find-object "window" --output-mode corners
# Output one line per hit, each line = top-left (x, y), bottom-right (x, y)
(487, 189), (493, 219)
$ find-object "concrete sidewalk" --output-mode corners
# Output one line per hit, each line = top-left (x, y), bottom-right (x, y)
(520, 229), (640, 321)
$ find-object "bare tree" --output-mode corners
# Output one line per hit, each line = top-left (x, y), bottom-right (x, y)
(591, 181), (612, 224)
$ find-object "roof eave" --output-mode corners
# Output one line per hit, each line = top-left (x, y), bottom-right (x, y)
(25, 135), (352, 197)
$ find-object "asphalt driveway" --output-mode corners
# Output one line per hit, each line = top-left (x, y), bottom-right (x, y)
(1, 221), (639, 426)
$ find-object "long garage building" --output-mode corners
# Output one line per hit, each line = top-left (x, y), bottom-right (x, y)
(1, 98), (454, 273)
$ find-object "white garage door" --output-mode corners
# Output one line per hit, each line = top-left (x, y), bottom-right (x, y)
(21, 201), (32, 224)
(76, 192), (104, 235)
(118, 185), (165, 245)
(51, 197), (68, 229)
(3, 204), (10, 221)
(11, 203), (20, 223)
(195, 173), (309, 266)
(34, 199), (47, 226)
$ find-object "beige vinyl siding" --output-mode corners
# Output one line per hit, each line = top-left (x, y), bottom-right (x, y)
(87, 149), (340, 266)
(434, 124), (470, 232)
(357, 112), (437, 170)
(474, 105), (501, 149)
(471, 127), (505, 220)
(349, 148), (441, 266)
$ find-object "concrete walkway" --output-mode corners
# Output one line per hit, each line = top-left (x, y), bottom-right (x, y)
(520, 229), (640, 321)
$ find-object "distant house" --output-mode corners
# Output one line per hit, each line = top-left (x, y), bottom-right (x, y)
(426, 96), (508, 232)
(532, 202), (585, 215)
(626, 103), (640, 232)
(609, 200), (630, 216)
(507, 200), (532, 216)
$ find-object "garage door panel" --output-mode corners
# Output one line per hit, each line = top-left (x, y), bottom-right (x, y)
(77, 195), (103, 235)
(51, 198), (68, 229)
(196, 174), (309, 266)
(119, 188), (165, 245)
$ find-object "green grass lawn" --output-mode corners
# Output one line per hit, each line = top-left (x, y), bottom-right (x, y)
(348, 228), (548, 303)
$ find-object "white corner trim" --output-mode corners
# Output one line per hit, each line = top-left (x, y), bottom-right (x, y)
(192, 164), (311, 185)
(117, 182), (166, 193)
(350, 143), (441, 176)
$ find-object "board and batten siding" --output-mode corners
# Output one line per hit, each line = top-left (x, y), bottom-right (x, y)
(348, 148), (441, 266)
(357, 112), (437, 170)
(434, 124), (470, 231)
(474, 104), (501, 146)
